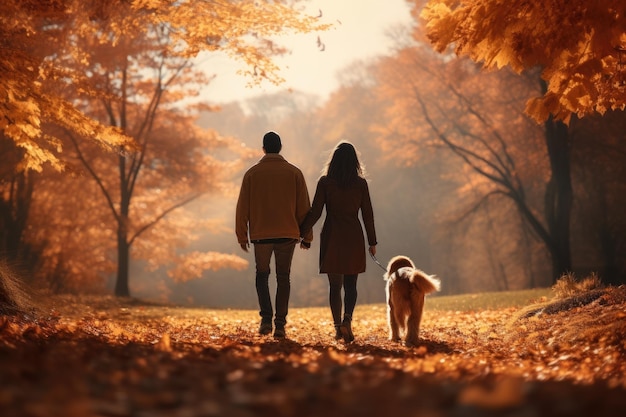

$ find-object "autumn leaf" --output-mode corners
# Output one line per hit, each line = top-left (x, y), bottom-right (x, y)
(2, 287), (625, 416)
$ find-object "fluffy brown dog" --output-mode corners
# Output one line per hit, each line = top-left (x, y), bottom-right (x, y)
(384, 255), (440, 346)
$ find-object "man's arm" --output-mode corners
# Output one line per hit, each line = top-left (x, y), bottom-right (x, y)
(235, 175), (250, 251)
(296, 171), (314, 244)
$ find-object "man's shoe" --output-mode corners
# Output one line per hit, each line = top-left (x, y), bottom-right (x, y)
(273, 327), (286, 339)
(259, 322), (272, 335)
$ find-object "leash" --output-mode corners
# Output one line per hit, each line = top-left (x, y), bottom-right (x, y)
(370, 252), (388, 272)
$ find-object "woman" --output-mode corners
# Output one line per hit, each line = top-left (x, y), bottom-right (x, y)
(300, 141), (377, 343)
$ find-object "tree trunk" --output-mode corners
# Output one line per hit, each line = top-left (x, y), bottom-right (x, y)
(114, 147), (131, 298)
(1, 171), (34, 262)
(114, 220), (130, 297)
(543, 113), (573, 282)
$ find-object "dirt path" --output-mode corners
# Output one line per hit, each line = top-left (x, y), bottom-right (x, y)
(1, 289), (624, 416)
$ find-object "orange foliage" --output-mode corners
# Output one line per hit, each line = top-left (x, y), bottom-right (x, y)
(168, 251), (249, 282)
(1, 0), (329, 171)
(372, 44), (547, 188)
(371, 38), (554, 291)
(420, 0), (626, 123)
(29, 116), (254, 293)
(10, 0), (329, 295)
(0, 0), (132, 172)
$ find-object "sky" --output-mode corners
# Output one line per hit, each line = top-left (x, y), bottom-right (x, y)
(198, 0), (413, 103)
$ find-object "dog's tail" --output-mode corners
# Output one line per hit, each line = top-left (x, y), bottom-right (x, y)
(410, 269), (441, 294)
(384, 255), (415, 280)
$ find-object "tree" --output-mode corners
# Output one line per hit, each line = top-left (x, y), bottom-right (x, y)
(373, 42), (552, 289)
(25, 125), (252, 295)
(421, 0), (626, 123)
(418, 0), (602, 280)
(2, 0), (328, 297)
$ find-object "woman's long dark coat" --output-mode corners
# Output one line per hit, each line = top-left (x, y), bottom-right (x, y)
(300, 176), (377, 274)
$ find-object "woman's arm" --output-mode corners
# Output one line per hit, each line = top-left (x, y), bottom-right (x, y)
(361, 179), (377, 247)
(299, 177), (327, 240)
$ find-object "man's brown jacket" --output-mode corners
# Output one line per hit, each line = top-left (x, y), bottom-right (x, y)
(236, 154), (313, 245)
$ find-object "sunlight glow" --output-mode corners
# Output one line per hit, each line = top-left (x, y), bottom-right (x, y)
(198, 0), (412, 103)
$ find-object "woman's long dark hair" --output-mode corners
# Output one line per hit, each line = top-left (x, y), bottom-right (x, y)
(324, 141), (365, 187)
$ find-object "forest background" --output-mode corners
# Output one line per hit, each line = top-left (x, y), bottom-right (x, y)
(2, 0), (626, 310)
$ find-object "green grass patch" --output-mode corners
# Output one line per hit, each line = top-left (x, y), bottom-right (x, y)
(424, 288), (553, 312)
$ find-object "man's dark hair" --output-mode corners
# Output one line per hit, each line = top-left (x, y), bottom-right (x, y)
(263, 131), (282, 153)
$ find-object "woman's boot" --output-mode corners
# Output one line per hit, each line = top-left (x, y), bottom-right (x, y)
(334, 325), (342, 340)
(340, 316), (354, 343)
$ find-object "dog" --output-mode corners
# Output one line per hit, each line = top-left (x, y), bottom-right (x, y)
(384, 255), (440, 347)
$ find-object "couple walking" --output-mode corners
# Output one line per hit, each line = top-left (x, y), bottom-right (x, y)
(235, 131), (377, 342)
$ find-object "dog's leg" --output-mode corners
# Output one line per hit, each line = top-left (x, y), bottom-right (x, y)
(404, 293), (425, 347)
(395, 307), (407, 339)
(387, 303), (400, 341)
(387, 282), (401, 341)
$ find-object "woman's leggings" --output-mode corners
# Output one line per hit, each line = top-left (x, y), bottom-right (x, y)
(327, 273), (358, 325)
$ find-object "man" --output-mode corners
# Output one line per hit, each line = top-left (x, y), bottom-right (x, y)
(235, 131), (312, 339)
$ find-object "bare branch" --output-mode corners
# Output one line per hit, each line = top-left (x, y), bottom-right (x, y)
(66, 130), (120, 224)
(128, 192), (203, 246)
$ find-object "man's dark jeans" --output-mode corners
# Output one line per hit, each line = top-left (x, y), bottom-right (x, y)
(253, 239), (297, 328)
